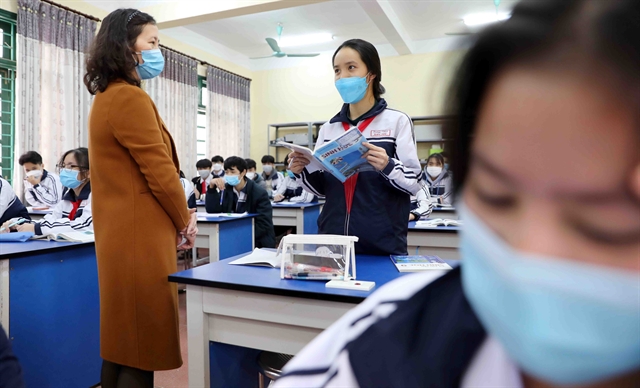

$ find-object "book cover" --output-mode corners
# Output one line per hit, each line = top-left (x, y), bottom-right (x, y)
(390, 255), (452, 272)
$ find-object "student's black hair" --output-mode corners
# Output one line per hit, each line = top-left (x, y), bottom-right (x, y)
(224, 156), (247, 173)
(196, 159), (213, 169)
(58, 147), (90, 180)
(426, 153), (445, 167)
(18, 151), (43, 166)
(444, 0), (640, 200)
(211, 155), (225, 164)
(261, 155), (275, 164)
(179, 170), (186, 179)
(332, 39), (385, 100)
(245, 158), (257, 170)
(84, 9), (156, 95)
(283, 154), (290, 166)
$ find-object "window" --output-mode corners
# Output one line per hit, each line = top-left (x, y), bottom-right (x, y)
(0, 10), (16, 184)
(197, 75), (207, 161)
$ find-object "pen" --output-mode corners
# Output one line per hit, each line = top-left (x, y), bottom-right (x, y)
(288, 273), (342, 278)
(0, 218), (29, 232)
(219, 189), (224, 206)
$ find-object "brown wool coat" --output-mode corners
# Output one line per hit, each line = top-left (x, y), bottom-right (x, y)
(88, 80), (190, 371)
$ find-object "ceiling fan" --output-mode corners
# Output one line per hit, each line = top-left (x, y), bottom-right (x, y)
(250, 23), (320, 59)
(445, 0), (505, 36)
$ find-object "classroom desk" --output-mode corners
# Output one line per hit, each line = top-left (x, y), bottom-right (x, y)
(192, 214), (256, 267)
(26, 208), (53, 221)
(196, 200), (206, 213)
(431, 205), (458, 220)
(0, 240), (100, 388)
(169, 252), (408, 388)
(271, 202), (322, 234)
(407, 221), (460, 260)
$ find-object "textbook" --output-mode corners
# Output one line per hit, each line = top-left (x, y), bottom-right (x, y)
(415, 219), (463, 227)
(277, 127), (370, 183)
(32, 230), (95, 243)
(390, 255), (452, 272)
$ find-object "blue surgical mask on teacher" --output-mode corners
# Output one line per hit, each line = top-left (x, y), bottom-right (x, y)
(458, 204), (640, 385)
(335, 74), (369, 104)
(60, 169), (84, 189)
(135, 49), (164, 80)
(224, 175), (241, 187)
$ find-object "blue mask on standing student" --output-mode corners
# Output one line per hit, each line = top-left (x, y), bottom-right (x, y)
(60, 169), (84, 189)
(135, 49), (165, 80)
(335, 74), (369, 104)
(459, 204), (640, 385)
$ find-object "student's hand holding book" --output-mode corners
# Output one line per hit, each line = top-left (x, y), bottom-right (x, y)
(288, 151), (311, 174)
(362, 142), (390, 171)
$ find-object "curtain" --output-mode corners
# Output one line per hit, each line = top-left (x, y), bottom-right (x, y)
(144, 48), (199, 177)
(207, 66), (251, 159)
(14, 0), (96, 194)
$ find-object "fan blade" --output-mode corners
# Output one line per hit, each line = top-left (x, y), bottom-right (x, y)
(250, 55), (277, 59)
(286, 53), (320, 57)
(445, 32), (473, 36)
(266, 38), (281, 53)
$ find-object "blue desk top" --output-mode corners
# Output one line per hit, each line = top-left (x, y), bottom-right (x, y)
(408, 221), (460, 232)
(196, 200), (205, 206)
(196, 213), (257, 223)
(169, 252), (407, 304)
(271, 202), (323, 209)
(0, 240), (95, 259)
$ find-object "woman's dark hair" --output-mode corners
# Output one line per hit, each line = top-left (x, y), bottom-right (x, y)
(333, 39), (386, 100)
(224, 156), (247, 173)
(245, 158), (257, 170)
(179, 170), (186, 179)
(58, 147), (90, 180)
(19, 151), (43, 166)
(445, 0), (640, 200)
(426, 153), (445, 166)
(84, 9), (156, 95)
(196, 159), (213, 169)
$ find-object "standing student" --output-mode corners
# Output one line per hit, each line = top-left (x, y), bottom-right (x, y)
(261, 155), (284, 198)
(180, 171), (196, 209)
(0, 177), (29, 226)
(5, 148), (93, 236)
(205, 156), (275, 248)
(211, 155), (225, 178)
(424, 153), (453, 205)
(245, 158), (266, 190)
(18, 151), (63, 208)
(276, 1), (640, 387)
(85, 8), (197, 387)
(409, 184), (433, 221)
(288, 39), (423, 255)
(192, 159), (213, 199)
(273, 155), (316, 203)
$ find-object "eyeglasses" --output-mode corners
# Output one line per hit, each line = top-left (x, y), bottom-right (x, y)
(57, 163), (88, 171)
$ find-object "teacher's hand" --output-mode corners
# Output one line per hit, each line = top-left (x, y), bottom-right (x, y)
(288, 152), (311, 175)
(177, 232), (196, 250)
(362, 142), (390, 171)
(185, 209), (198, 236)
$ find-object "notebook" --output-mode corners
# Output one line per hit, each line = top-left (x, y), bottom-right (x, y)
(32, 230), (95, 243)
(390, 255), (453, 272)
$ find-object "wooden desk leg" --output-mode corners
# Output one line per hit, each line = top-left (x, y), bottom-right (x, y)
(296, 208), (304, 234)
(209, 224), (220, 262)
(187, 284), (210, 388)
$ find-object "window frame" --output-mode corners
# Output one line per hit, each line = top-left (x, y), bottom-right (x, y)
(0, 9), (17, 184)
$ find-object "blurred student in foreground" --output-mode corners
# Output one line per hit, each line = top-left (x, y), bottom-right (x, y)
(275, 1), (640, 387)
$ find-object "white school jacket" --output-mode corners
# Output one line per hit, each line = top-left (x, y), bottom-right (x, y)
(34, 182), (93, 236)
(23, 170), (63, 208)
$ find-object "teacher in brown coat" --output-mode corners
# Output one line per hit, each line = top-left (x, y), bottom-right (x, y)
(84, 9), (197, 388)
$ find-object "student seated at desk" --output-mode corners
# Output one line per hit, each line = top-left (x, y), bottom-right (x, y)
(18, 150), (63, 208)
(192, 158), (213, 200)
(3, 147), (92, 236)
(424, 153), (453, 205)
(211, 155), (225, 178)
(261, 155), (284, 198)
(409, 184), (433, 221)
(273, 155), (316, 203)
(245, 158), (266, 190)
(179, 170), (196, 209)
(205, 156), (275, 248)
(0, 177), (30, 225)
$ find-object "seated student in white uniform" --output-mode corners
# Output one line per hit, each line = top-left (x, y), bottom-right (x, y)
(260, 155), (284, 199)
(179, 170), (196, 209)
(275, 1), (640, 387)
(3, 147), (93, 236)
(18, 151), (63, 208)
(0, 177), (30, 226)
(210, 155), (225, 178)
(273, 155), (316, 203)
(192, 159), (214, 200)
(424, 153), (453, 205)
(409, 183), (433, 221)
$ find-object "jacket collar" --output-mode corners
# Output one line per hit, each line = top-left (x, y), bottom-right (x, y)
(329, 98), (387, 125)
(62, 181), (91, 201)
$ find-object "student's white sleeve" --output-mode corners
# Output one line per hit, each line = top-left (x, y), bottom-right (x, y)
(412, 185), (433, 218)
(379, 115), (424, 196)
(274, 176), (288, 197)
(440, 175), (454, 205)
(35, 194), (93, 236)
(288, 189), (315, 203)
(26, 174), (62, 207)
(0, 179), (16, 221)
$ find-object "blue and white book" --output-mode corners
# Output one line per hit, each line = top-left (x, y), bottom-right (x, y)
(277, 127), (370, 183)
(390, 255), (452, 272)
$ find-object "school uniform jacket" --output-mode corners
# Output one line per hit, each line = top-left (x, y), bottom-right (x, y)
(205, 178), (276, 248)
(23, 170), (63, 208)
(180, 178), (196, 208)
(274, 175), (316, 203)
(0, 178), (29, 225)
(297, 99), (424, 255)
(262, 170), (285, 197)
(34, 183), (93, 236)
(411, 183), (434, 219)
(191, 174), (213, 196)
(425, 169), (454, 205)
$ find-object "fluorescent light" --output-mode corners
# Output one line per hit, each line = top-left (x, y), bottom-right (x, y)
(277, 33), (334, 48)
(463, 12), (510, 27)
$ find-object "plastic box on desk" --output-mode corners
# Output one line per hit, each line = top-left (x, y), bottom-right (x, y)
(277, 234), (358, 281)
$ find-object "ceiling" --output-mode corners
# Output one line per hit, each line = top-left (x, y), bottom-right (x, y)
(84, 0), (520, 71)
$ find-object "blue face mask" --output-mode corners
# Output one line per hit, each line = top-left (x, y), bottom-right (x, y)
(444, 163), (450, 171)
(335, 74), (369, 104)
(286, 170), (295, 179)
(224, 175), (241, 187)
(136, 49), (164, 80)
(459, 204), (640, 385)
(60, 169), (84, 189)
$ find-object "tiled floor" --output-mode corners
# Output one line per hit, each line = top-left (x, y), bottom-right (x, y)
(155, 290), (189, 388)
